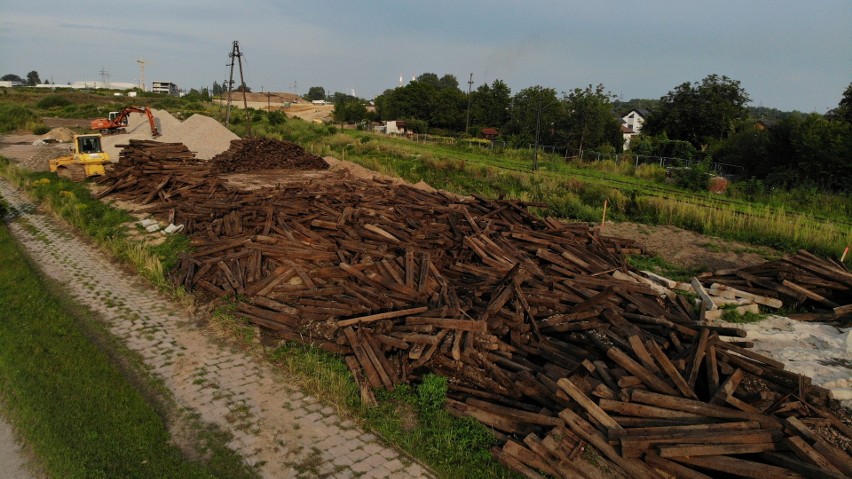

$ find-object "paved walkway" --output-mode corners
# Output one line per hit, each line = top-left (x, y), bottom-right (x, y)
(0, 411), (34, 479)
(0, 178), (430, 479)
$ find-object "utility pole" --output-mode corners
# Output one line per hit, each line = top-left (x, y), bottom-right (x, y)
(224, 40), (251, 137)
(533, 95), (558, 172)
(465, 73), (473, 134)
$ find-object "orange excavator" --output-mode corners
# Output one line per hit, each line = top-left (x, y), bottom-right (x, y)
(91, 106), (160, 136)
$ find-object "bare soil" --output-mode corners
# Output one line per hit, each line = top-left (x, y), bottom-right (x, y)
(604, 221), (780, 272)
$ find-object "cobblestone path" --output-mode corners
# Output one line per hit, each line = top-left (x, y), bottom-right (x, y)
(0, 178), (430, 479)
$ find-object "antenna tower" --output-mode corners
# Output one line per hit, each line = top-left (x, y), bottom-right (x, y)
(99, 67), (110, 90)
(224, 40), (251, 136)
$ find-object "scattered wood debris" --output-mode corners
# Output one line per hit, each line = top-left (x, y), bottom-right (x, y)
(97, 140), (852, 479)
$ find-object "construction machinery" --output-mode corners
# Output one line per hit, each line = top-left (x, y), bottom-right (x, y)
(91, 106), (160, 136)
(48, 134), (111, 181)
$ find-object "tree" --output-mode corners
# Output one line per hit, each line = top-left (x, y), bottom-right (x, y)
(373, 73), (467, 131)
(416, 73), (440, 88)
(643, 74), (750, 147)
(438, 74), (459, 91)
(828, 82), (852, 124)
(507, 86), (561, 145)
(26, 70), (41, 86)
(332, 92), (367, 123)
(2, 74), (23, 83)
(559, 84), (622, 156)
(306, 86), (326, 102)
(470, 79), (512, 129)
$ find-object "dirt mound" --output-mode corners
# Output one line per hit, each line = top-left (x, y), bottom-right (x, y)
(158, 114), (239, 160)
(210, 138), (329, 174)
(42, 127), (74, 143)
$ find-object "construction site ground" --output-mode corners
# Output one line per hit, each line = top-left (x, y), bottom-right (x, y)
(1, 115), (850, 476)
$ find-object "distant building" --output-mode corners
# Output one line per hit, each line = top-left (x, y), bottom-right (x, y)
(373, 120), (408, 135)
(0, 80), (22, 88)
(480, 127), (499, 140)
(311, 99), (327, 105)
(66, 81), (137, 90)
(620, 109), (649, 150)
(152, 81), (179, 95)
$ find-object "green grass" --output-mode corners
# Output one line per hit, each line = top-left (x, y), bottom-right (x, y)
(209, 302), (516, 479)
(625, 254), (707, 282)
(0, 222), (256, 479)
(0, 158), (192, 287)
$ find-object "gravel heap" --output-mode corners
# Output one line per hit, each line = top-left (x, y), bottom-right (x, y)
(158, 113), (238, 160)
(209, 137), (329, 174)
(42, 127), (74, 143)
(102, 109), (237, 161)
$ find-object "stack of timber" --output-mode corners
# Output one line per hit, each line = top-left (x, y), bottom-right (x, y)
(209, 137), (329, 174)
(97, 140), (852, 479)
(698, 252), (852, 323)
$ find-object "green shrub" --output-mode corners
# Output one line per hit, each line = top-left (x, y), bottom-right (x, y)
(670, 163), (711, 191)
(0, 104), (40, 133)
(267, 110), (285, 125)
(36, 95), (72, 109)
(634, 163), (667, 182)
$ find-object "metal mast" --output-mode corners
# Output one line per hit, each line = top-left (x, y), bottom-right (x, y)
(224, 41), (251, 136)
(465, 73), (473, 134)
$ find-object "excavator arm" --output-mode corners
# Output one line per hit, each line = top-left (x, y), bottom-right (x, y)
(91, 106), (160, 136)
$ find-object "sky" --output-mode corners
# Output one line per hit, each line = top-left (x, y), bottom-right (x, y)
(1, 0), (850, 113)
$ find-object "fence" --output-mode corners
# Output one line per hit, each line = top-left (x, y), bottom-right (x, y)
(398, 134), (746, 179)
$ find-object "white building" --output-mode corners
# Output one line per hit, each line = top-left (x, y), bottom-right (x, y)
(151, 81), (179, 95)
(620, 109), (649, 150)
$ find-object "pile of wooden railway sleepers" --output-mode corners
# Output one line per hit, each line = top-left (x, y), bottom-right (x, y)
(697, 252), (852, 323)
(209, 137), (329, 174)
(96, 140), (852, 479)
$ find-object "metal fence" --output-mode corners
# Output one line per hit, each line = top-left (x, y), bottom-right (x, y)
(398, 134), (745, 179)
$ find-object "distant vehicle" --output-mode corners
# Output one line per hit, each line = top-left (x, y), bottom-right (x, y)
(91, 106), (159, 136)
(48, 134), (110, 181)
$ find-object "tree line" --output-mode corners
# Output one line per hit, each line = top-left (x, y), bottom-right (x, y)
(2, 71), (44, 85)
(314, 73), (850, 193)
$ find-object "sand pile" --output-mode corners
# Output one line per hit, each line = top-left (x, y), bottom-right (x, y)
(158, 113), (238, 160)
(101, 109), (237, 161)
(42, 127), (74, 143)
(210, 138), (329, 174)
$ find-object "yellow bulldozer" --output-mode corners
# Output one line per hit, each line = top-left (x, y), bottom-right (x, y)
(48, 134), (111, 181)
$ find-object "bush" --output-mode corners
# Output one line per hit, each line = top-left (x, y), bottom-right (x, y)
(634, 163), (667, 182)
(0, 104), (40, 133)
(267, 110), (285, 125)
(669, 166), (711, 191)
(32, 125), (50, 135)
(36, 95), (71, 109)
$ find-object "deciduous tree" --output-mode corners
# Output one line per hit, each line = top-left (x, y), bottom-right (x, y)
(26, 70), (41, 86)
(644, 74), (750, 147)
(306, 86), (326, 101)
(559, 84), (622, 155)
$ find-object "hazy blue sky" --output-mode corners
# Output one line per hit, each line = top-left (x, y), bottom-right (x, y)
(1, 0), (850, 112)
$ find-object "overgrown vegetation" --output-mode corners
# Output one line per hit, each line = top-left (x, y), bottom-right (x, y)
(0, 223), (257, 479)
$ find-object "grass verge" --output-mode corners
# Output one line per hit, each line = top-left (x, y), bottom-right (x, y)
(0, 222), (257, 478)
(211, 310), (517, 479)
